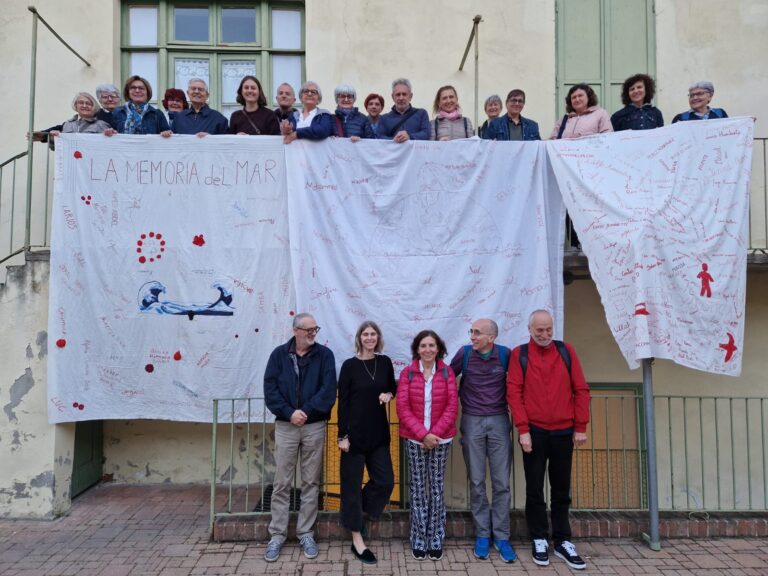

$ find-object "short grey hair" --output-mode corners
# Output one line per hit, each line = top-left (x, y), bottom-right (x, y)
(391, 78), (413, 93)
(188, 78), (209, 91)
(334, 83), (357, 101)
(528, 309), (553, 326)
(293, 312), (315, 329)
(300, 81), (322, 103)
(689, 80), (714, 95)
(71, 91), (100, 112)
(484, 94), (502, 110)
(95, 83), (119, 98)
(276, 82), (295, 97)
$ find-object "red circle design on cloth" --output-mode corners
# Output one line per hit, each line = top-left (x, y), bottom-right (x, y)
(56, 339), (67, 348)
(137, 231), (165, 264)
(145, 364), (154, 373)
(72, 402), (78, 408)
(173, 351), (182, 361)
(74, 151), (82, 159)
(78, 404), (85, 410)
(289, 310), (295, 316)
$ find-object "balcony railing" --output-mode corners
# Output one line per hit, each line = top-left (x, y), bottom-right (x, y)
(209, 392), (768, 532)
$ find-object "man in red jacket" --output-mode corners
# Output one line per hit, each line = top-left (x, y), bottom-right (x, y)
(507, 310), (590, 570)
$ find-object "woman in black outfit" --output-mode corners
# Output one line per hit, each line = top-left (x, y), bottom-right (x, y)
(337, 320), (396, 565)
(228, 75), (281, 135)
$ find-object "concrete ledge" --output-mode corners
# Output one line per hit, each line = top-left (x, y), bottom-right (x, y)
(213, 509), (768, 541)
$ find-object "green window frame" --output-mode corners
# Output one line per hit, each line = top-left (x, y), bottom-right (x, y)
(121, 0), (305, 113)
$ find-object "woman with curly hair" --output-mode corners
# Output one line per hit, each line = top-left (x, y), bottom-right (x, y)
(610, 73), (664, 131)
(396, 329), (458, 561)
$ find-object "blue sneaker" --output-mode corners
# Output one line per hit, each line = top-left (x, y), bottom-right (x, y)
(474, 536), (490, 559)
(299, 534), (319, 559)
(494, 539), (517, 563)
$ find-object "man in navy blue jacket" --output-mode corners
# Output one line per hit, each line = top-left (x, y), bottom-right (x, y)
(172, 78), (228, 136)
(377, 78), (430, 142)
(263, 313), (337, 563)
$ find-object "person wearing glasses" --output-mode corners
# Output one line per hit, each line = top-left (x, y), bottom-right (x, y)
(172, 78), (228, 136)
(430, 85), (474, 140)
(281, 81), (334, 143)
(263, 313), (337, 563)
(482, 89), (541, 141)
(111, 75), (172, 136)
(449, 319), (516, 563)
(331, 84), (375, 140)
(42, 92), (114, 150)
(672, 81), (728, 123)
(337, 320), (396, 565)
(396, 329), (458, 561)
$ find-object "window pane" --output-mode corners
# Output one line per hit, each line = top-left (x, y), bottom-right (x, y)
(175, 7), (209, 42)
(221, 61), (258, 105)
(130, 52), (158, 100)
(221, 104), (239, 120)
(174, 59), (210, 93)
(272, 10), (301, 49)
(222, 8), (257, 43)
(129, 7), (158, 46)
(271, 55), (302, 103)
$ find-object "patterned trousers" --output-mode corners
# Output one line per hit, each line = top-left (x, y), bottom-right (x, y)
(405, 441), (451, 551)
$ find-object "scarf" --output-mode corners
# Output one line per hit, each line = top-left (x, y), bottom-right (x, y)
(124, 102), (149, 134)
(438, 108), (462, 121)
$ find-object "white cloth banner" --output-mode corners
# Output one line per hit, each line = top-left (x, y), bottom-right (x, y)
(48, 134), (295, 423)
(285, 139), (565, 374)
(547, 118), (753, 375)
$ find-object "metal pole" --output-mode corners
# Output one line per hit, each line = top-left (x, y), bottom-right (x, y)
(473, 16), (480, 131)
(641, 358), (661, 550)
(24, 8), (38, 249)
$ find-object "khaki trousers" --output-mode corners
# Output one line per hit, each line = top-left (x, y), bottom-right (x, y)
(268, 420), (327, 542)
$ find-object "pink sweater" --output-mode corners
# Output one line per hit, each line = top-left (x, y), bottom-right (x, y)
(396, 359), (458, 441)
(550, 106), (613, 139)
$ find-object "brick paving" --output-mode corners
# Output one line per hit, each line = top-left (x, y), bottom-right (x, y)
(1, 485), (767, 575)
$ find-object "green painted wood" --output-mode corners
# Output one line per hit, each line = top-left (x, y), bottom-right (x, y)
(71, 420), (104, 498)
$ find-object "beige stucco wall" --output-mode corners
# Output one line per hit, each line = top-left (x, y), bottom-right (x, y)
(0, 1), (120, 164)
(0, 256), (75, 518)
(655, 0), (767, 138)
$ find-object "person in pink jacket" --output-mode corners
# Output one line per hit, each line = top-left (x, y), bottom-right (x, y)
(550, 83), (613, 140)
(396, 330), (458, 562)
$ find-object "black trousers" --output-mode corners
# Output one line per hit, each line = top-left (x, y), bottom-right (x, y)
(340, 444), (395, 532)
(522, 429), (574, 542)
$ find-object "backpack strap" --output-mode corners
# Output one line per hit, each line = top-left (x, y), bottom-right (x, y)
(496, 345), (510, 370)
(434, 118), (439, 140)
(556, 114), (569, 139)
(442, 365), (449, 381)
(463, 116), (470, 138)
(519, 344), (529, 381)
(461, 345), (472, 375)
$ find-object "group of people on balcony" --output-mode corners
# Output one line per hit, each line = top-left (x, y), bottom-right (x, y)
(263, 312), (591, 569)
(31, 73), (727, 147)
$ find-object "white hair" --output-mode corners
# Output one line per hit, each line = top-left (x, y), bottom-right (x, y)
(188, 78), (209, 91)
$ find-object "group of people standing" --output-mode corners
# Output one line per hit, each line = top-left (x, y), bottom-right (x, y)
(263, 311), (591, 570)
(32, 72), (727, 148)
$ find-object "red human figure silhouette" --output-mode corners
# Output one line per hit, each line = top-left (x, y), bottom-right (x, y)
(697, 263), (714, 297)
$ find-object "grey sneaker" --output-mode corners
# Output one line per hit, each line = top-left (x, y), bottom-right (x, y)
(299, 534), (319, 559)
(264, 538), (282, 562)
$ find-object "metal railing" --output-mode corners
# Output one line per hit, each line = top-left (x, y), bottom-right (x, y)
(209, 392), (768, 532)
(0, 146), (54, 266)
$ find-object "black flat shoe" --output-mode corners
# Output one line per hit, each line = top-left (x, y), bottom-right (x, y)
(351, 544), (377, 565)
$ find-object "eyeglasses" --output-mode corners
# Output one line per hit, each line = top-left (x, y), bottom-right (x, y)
(468, 329), (487, 336)
(508, 98), (525, 104)
(101, 94), (119, 100)
(337, 94), (355, 100)
(302, 89), (319, 96)
(296, 326), (321, 335)
(188, 87), (207, 93)
(689, 91), (710, 98)
(129, 85), (147, 91)
(75, 100), (94, 107)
